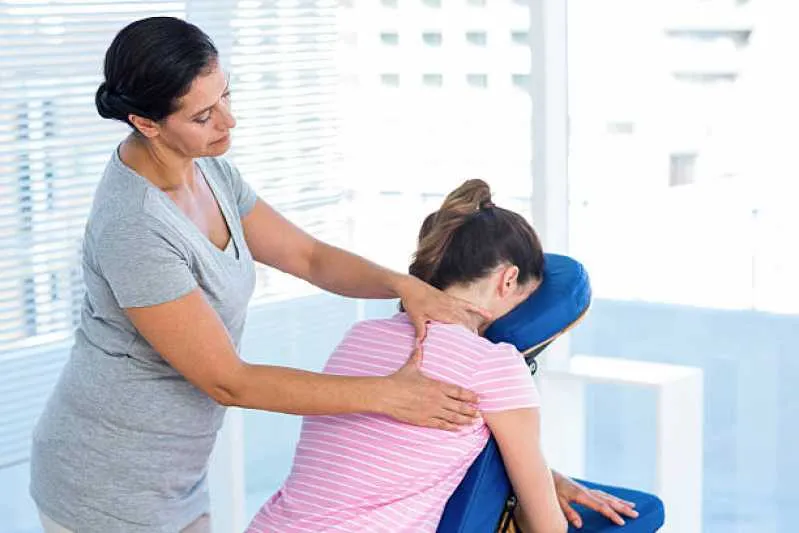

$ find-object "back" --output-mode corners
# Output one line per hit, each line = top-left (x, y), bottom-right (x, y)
(247, 313), (539, 532)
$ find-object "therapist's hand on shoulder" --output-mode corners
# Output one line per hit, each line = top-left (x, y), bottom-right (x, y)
(381, 346), (479, 431)
(396, 275), (492, 340)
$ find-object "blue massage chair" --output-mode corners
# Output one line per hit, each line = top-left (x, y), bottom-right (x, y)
(437, 254), (665, 533)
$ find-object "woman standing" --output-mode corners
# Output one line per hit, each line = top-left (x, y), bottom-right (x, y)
(29, 17), (486, 533)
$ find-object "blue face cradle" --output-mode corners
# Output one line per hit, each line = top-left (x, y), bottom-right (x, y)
(483, 254), (592, 372)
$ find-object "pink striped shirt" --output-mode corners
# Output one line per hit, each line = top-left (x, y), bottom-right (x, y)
(246, 313), (540, 532)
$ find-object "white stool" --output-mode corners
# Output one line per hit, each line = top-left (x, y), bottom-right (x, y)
(539, 355), (704, 533)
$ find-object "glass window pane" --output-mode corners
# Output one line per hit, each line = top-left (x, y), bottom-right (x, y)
(568, 2), (799, 531)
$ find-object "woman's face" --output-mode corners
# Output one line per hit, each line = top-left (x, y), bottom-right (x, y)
(156, 64), (236, 158)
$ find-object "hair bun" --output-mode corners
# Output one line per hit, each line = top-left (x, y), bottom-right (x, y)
(95, 81), (119, 119)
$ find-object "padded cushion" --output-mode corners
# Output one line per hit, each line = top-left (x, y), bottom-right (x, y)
(437, 442), (666, 532)
(484, 253), (591, 354)
(566, 480), (665, 532)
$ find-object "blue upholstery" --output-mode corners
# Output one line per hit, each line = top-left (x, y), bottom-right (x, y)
(564, 480), (665, 533)
(437, 440), (665, 532)
(438, 438), (511, 533)
(437, 254), (664, 532)
(483, 253), (591, 354)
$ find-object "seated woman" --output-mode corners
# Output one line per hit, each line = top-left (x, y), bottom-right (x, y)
(247, 180), (635, 533)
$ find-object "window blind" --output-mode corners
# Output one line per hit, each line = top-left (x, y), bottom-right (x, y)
(0, 0), (346, 467)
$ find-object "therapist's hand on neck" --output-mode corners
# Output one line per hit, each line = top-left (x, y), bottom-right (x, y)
(395, 275), (492, 340)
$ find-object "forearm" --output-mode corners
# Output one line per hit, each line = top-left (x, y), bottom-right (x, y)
(307, 241), (410, 299)
(515, 460), (567, 533)
(225, 362), (386, 415)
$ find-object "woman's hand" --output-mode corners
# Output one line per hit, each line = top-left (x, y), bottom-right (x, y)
(378, 348), (479, 430)
(552, 470), (639, 528)
(395, 275), (492, 341)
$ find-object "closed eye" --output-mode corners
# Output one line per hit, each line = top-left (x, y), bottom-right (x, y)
(194, 91), (231, 125)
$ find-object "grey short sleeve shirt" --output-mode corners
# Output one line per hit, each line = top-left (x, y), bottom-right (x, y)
(30, 149), (258, 533)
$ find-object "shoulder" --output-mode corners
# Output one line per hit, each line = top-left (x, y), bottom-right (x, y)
(345, 315), (415, 342)
(426, 322), (503, 354)
(86, 153), (151, 241)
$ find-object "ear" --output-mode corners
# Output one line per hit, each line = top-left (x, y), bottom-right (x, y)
(498, 265), (520, 297)
(129, 114), (161, 139)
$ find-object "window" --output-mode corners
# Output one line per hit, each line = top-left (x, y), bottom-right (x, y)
(422, 31), (443, 46)
(465, 31), (488, 46)
(511, 30), (530, 45)
(466, 73), (488, 88)
(0, 0), (538, 530)
(380, 32), (400, 45)
(568, 3), (799, 531)
(0, 3), (350, 531)
(380, 73), (401, 87)
(511, 73), (530, 90)
(422, 73), (444, 87)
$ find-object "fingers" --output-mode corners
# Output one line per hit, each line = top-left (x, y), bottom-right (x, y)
(575, 492), (626, 526)
(431, 418), (461, 432)
(443, 397), (478, 419)
(465, 301), (493, 321)
(412, 317), (429, 345)
(607, 495), (639, 518)
(559, 499), (583, 529)
(610, 494), (637, 509)
(398, 347), (423, 371)
(408, 347), (423, 368)
(437, 411), (476, 426)
(599, 502), (626, 526)
(592, 490), (639, 519)
(442, 382), (479, 405)
(433, 394), (478, 427)
(451, 302), (490, 332)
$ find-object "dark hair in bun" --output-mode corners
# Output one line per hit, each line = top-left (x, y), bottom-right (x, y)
(95, 16), (218, 129)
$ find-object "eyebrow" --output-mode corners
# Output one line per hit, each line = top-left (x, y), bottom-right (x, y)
(190, 78), (230, 119)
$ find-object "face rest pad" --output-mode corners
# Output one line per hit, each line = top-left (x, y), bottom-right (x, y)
(483, 253), (591, 355)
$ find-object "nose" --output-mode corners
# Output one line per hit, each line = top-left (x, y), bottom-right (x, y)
(218, 102), (236, 129)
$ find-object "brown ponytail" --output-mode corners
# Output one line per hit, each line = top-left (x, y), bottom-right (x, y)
(409, 179), (544, 290)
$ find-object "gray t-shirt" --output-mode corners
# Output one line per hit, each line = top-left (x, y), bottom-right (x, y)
(30, 148), (257, 533)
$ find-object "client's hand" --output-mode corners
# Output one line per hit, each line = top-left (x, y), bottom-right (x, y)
(552, 470), (639, 528)
(381, 347), (479, 431)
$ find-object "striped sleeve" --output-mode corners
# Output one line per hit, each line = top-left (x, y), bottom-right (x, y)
(472, 343), (540, 413)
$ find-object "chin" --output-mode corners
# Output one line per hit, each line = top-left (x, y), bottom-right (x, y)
(205, 138), (231, 157)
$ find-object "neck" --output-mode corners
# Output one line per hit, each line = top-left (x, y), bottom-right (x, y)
(442, 285), (491, 334)
(120, 134), (195, 191)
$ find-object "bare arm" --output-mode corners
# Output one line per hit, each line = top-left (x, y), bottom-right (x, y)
(484, 408), (568, 533)
(242, 198), (402, 298)
(125, 288), (478, 427)
(241, 199), (490, 338)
